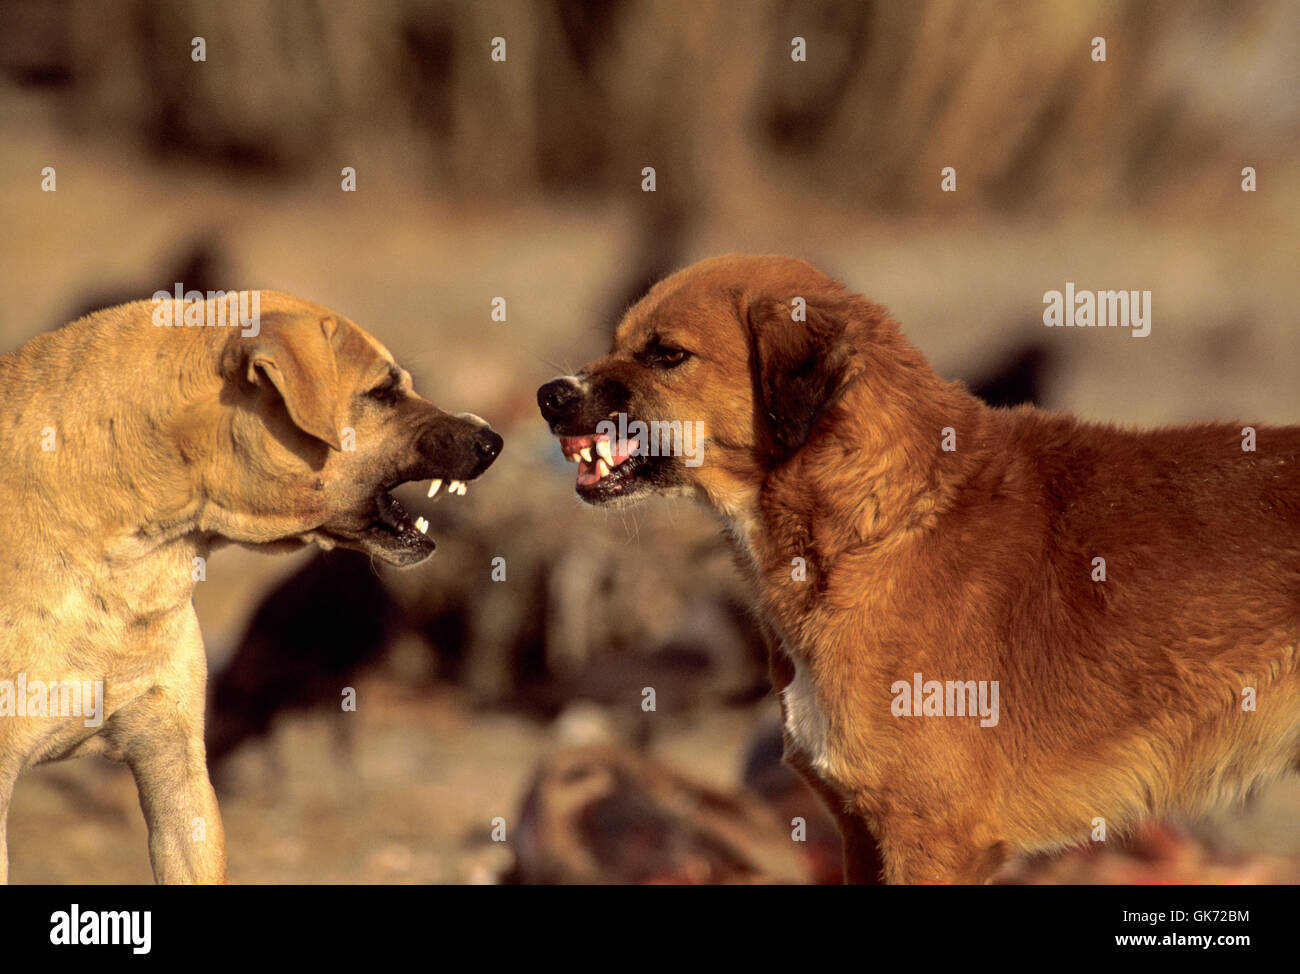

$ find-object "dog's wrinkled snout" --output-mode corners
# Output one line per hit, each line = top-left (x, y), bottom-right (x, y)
(537, 376), (582, 424)
(412, 411), (504, 480)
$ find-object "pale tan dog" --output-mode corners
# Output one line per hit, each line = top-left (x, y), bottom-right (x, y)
(0, 291), (501, 883)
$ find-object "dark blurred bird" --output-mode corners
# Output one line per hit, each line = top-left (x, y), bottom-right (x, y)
(206, 549), (400, 770)
(63, 235), (230, 326)
(967, 340), (1054, 408)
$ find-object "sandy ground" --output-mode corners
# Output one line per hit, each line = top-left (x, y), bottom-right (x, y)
(10, 671), (1300, 884)
(8, 672), (771, 884)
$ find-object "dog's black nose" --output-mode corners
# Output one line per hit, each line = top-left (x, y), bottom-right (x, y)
(476, 428), (503, 459)
(537, 377), (582, 421)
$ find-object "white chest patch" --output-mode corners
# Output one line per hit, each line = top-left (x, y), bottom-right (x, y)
(782, 657), (832, 776)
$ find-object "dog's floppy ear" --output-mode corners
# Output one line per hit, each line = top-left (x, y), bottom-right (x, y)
(227, 315), (345, 451)
(746, 292), (852, 462)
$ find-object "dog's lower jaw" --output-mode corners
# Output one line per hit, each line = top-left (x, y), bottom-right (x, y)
(310, 522), (437, 568)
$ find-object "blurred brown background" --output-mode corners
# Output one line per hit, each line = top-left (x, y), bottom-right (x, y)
(2, 0), (1299, 883)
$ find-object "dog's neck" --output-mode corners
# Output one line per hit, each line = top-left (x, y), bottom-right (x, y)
(698, 479), (762, 557)
(0, 318), (225, 618)
(722, 330), (991, 638)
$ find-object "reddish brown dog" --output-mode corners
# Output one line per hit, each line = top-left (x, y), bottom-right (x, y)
(539, 253), (1300, 884)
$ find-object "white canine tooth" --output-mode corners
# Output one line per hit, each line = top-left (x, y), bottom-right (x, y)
(427, 479), (443, 498)
(415, 516), (429, 535)
(596, 458), (610, 478)
(579, 446), (593, 463)
(449, 480), (463, 494)
(596, 439), (614, 465)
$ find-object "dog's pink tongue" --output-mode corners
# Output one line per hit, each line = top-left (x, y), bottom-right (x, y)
(576, 458), (601, 486)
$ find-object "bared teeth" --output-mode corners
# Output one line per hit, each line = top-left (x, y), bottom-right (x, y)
(560, 432), (639, 487)
(427, 479), (443, 498)
(414, 516), (429, 535)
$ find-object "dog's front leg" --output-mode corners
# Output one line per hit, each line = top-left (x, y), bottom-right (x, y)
(878, 820), (1006, 885)
(0, 774), (13, 884)
(839, 814), (886, 884)
(123, 706), (227, 884)
(107, 614), (227, 884)
(782, 750), (885, 884)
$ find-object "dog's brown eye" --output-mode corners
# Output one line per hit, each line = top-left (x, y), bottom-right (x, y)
(639, 343), (690, 369)
(367, 382), (400, 405)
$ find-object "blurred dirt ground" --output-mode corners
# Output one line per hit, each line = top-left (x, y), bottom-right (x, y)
(11, 674), (1300, 884)
(8, 674), (773, 884)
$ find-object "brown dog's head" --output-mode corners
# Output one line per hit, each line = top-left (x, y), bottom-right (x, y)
(537, 255), (862, 517)
(188, 293), (501, 567)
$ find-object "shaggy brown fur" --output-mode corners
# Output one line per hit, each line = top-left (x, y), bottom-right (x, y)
(539, 253), (1300, 884)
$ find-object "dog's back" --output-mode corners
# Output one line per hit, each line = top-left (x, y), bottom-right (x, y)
(908, 409), (1300, 849)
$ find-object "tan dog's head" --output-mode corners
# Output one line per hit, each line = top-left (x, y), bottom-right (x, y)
(537, 255), (861, 517)
(189, 293), (501, 567)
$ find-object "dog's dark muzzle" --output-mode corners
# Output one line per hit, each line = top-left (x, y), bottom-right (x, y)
(412, 413), (502, 481)
(537, 376), (584, 428)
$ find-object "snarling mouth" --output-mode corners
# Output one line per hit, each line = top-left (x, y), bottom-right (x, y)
(558, 431), (655, 501)
(363, 476), (474, 561)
